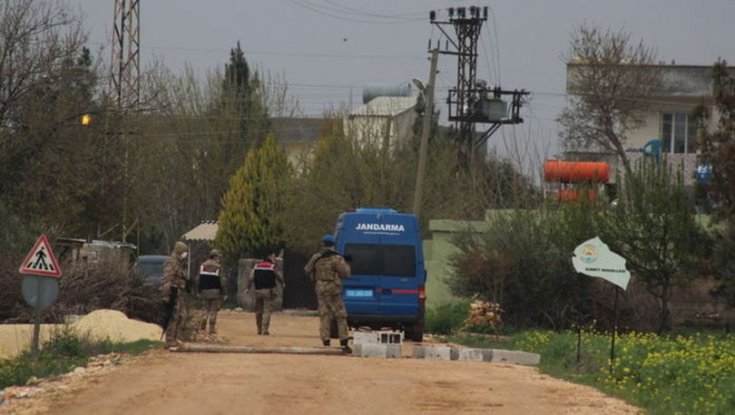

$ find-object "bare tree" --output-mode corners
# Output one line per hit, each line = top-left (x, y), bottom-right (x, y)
(558, 23), (661, 177)
(0, 0), (86, 127)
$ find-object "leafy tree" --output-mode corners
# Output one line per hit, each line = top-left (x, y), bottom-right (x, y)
(558, 23), (661, 177)
(698, 60), (735, 220)
(280, 118), (538, 254)
(447, 203), (598, 329)
(697, 59), (735, 305)
(215, 133), (290, 259)
(281, 124), (356, 254)
(597, 159), (710, 332)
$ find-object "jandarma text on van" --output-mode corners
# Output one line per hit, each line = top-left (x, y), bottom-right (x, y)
(355, 223), (405, 232)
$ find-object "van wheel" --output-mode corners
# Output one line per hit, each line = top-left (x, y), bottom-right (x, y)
(405, 324), (424, 342)
(330, 319), (339, 339)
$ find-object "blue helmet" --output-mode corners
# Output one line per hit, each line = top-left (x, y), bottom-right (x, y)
(322, 234), (335, 245)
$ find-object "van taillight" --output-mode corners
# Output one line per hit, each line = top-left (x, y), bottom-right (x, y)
(418, 285), (426, 304)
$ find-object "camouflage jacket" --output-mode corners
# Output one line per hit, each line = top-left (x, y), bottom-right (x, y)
(304, 248), (351, 285)
(162, 256), (187, 290)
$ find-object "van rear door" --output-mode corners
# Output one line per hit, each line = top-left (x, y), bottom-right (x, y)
(378, 243), (421, 318)
(342, 242), (381, 316)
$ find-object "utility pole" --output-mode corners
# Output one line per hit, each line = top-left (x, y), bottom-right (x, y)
(429, 7), (528, 170)
(110, 0), (141, 243)
(111, 0), (140, 110)
(412, 49), (439, 217)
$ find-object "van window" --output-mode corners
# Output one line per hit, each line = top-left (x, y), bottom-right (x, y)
(345, 244), (381, 275)
(344, 243), (416, 277)
(382, 245), (416, 277)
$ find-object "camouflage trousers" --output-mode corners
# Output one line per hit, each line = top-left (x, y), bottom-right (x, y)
(165, 293), (189, 344)
(254, 289), (275, 335)
(315, 280), (349, 342)
(200, 289), (222, 334)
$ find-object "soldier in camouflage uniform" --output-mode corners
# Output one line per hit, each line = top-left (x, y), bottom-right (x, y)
(161, 241), (189, 348)
(304, 234), (352, 353)
(246, 249), (284, 335)
(198, 249), (226, 335)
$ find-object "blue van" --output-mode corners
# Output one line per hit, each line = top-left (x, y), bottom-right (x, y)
(334, 208), (426, 341)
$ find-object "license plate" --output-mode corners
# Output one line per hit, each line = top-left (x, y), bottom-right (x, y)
(345, 289), (373, 298)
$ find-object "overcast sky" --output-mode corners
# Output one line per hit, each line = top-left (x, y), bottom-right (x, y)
(71, 0), (735, 160)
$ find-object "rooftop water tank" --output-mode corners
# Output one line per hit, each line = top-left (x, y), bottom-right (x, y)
(363, 84), (412, 104)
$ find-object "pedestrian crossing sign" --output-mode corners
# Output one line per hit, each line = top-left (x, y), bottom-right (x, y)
(19, 234), (62, 278)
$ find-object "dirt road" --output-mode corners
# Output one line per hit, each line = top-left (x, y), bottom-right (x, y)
(9, 311), (642, 415)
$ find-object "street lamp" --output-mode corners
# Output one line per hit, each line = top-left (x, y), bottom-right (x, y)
(412, 78), (426, 92)
(411, 49), (439, 218)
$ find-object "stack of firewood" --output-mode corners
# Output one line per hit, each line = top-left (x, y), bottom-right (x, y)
(463, 299), (502, 332)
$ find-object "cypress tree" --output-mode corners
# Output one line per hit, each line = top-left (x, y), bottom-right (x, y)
(215, 133), (289, 259)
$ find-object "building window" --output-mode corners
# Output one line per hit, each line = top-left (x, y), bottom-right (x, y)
(661, 112), (698, 154)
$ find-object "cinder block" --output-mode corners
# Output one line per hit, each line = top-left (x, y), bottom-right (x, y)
(385, 344), (401, 358)
(457, 348), (493, 361)
(379, 332), (403, 344)
(352, 332), (379, 345)
(490, 349), (541, 365)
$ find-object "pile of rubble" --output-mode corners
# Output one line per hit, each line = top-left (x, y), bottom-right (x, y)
(463, 299), (502, 333)
(0, 352), (129, 408)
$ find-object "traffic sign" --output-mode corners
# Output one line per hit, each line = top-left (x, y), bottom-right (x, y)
(19, 234), (62, 278)
(22, 276), (60, 310)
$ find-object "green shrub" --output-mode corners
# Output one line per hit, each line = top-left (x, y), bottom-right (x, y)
(425, 301), (469, 335)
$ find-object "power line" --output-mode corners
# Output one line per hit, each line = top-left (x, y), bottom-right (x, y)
(285, 0), (424, 24)
(142, 45), (426, 61)
(291, 0), (425, 23)
(316, 0), (426, 19)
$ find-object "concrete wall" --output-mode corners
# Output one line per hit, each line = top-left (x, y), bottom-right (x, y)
(424, 220), (489, 307)
(345, 110), (417, 151)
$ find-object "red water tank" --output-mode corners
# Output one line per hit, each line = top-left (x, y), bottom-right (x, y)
(543, 161), (609, 183)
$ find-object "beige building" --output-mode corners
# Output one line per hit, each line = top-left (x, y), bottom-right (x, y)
(344, 96), (418, 151)
(565, 63), (735, 186)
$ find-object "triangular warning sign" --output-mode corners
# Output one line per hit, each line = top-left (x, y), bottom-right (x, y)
(19, 234), (62, 278)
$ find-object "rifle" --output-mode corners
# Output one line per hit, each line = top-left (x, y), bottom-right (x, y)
(159, 287), (179, 338)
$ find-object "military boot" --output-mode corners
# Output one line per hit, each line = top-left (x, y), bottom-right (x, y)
(340, 339), (352, 354)
(323, 339), (330, 347)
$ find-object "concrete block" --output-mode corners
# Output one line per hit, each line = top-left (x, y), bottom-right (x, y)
(412, 345), (426, 359)
(490, 349), (541, 365)
(378, 331), (403, 344)
(457, 348), (493, 362)
(353, 343), (400, 358)
(385, 344), (401, 358)
(352, 332), (379, 345)
(353, 331), (403, 345)
(414, 346), (453, 360)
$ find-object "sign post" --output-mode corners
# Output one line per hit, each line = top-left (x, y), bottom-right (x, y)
(572, 236), (630, 374)
(19, 234), (62, 359)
